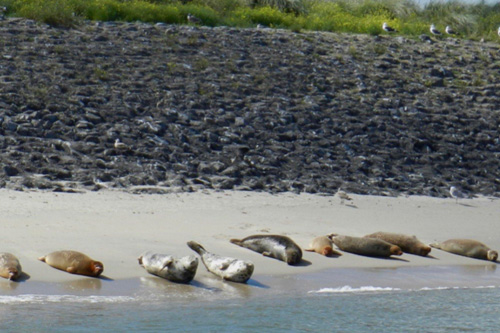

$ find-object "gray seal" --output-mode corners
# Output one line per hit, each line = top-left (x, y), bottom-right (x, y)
(0, 253), (22, 280)
(187, 241), (254, 283)
(430, 239), (498, 262)
(329, 234), (403, 257)
(364, 232), (431, 256)
(230, 234), (302, 265)
(138, 251), (198, 283)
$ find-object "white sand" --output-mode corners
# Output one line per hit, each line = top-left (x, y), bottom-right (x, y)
(1, 189), (498, 289)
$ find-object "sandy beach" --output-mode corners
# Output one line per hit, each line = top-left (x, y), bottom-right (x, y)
(1, 189), (499, 296)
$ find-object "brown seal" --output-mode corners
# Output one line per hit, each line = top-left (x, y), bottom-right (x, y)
(38, 250), (103, 277)
(304, 236), (342, 257)
(430, 239), (498, 262)
(364, 232), (431, 256)
(0, 253), (22, 280)
(328, 234), (402, 257)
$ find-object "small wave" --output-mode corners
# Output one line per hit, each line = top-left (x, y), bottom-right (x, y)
(309, 286), (401, 294)
(0, 294), (136, 304)
(417, 285), (497, 292)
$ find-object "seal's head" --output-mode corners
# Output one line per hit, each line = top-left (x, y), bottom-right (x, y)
(322, 246), (334, 256)
(487, 250), (498, 262)
(91, 261), (104, 276)
(285, 250), (302, 265)
(390, 245), (403, 256)
(419, 245), (432, 257)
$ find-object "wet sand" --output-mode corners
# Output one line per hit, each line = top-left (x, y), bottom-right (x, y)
(0, 189), (498, 296)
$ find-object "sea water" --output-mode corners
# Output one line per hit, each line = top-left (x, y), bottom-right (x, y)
(1, 266), (499, 332)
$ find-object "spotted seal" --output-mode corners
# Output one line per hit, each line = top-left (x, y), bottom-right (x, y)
(304, 236), (342, 257)
(38, 250), (103, 277)
(430, 239), (498, 262)
(364, 232), (431, 256)
(0, 253), (22, 280)
(328, 234), (403, 257)
(230, 234), (302, 265)
(138, 251), (198, 283)
(187, 241), (254, 283)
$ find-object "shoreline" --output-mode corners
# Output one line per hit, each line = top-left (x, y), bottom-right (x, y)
(1, 189), (499, 297)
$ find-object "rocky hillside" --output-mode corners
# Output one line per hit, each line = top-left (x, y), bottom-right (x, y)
(1, 18), (499, 197)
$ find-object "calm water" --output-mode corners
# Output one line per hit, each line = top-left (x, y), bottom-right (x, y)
(1, 266), (499, 332)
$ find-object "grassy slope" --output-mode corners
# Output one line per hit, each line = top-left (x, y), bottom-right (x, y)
(1, 0), (500, 40)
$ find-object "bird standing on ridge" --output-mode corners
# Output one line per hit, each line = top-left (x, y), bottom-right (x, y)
(445, 26), (457, 35)
(498, 26), (500, 37)
(187, 13), (201, 25)
(449, 186), (467, 204)
(430, 24), (442, 35)
(382, 22), (397, 33)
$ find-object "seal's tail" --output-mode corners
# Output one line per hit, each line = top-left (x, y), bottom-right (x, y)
(38, 256), (46, 262)
(229, 239), (242, 246)
(187, 241), (206, 255)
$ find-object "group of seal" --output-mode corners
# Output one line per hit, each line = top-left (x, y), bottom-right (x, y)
(1, 233), (497, 284)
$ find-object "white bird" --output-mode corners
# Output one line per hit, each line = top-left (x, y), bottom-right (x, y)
(445, 26), (456, 35)
(382, 22), (397, 33)
(498, 26), (500, 37)
(337, 189), (352, 205)
(187, 13), (201, 25)
(430, 24), (442, 35)
(449, 186), (467, 204)
(114, 138), (129, 150)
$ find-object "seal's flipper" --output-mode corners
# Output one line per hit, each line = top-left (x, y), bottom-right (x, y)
(67, 266), (77, 274)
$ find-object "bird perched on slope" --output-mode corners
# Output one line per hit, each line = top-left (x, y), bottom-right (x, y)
(114, 138), (129, 150)
(449, 186), (467, 204)
(382, 22), (397, 33)
(445, 26), (457, 35)
(430, 24), (442, 35)
(336, 189), (353, 205)
(187, 13), (201, 25)
(498, 26), (500, 37)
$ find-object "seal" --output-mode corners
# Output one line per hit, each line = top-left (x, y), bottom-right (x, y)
(328, 234), (403, 257)
(230, 234), (303, 265)
(138, 251), (198, 284)
(430, 239), (498, 262)
(38, 250), (104, 277)
(187, 241), (254, 283)
(304, 236), (342, 257)
(0, 253), (22, 281)
(364, 232), (431, 256)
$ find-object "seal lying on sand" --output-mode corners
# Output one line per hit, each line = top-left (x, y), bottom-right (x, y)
(328, 234), (403, 257)
(0, 253), (22, 280)
(187, 241), (254, 283)
(230, 234), (302, 265)
(430, 239), (498, 262)
(364, 232), (431, 256)
(138, 251), (198, 283)
(38, 250), (104, 277)
(304, 236), (342, 257)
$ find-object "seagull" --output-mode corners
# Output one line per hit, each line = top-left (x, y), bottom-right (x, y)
(498, 26), (500, 37)
(430, 24), (442, 35)
(114, 139), (129, 150)
(382, 22), (397, 33)
(187, 13), (201, 25)
(445, 26), (457, 35)
(449, 186), (467, 204)
(336, 189), (352, 205)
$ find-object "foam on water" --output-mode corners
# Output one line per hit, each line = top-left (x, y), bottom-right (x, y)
(0, 294), (136, 304)
(309, 284), (498, 294)
(309, 285), (401, 294)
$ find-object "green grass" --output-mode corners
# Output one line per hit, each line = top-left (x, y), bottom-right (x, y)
(1, 0), (500, 40)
